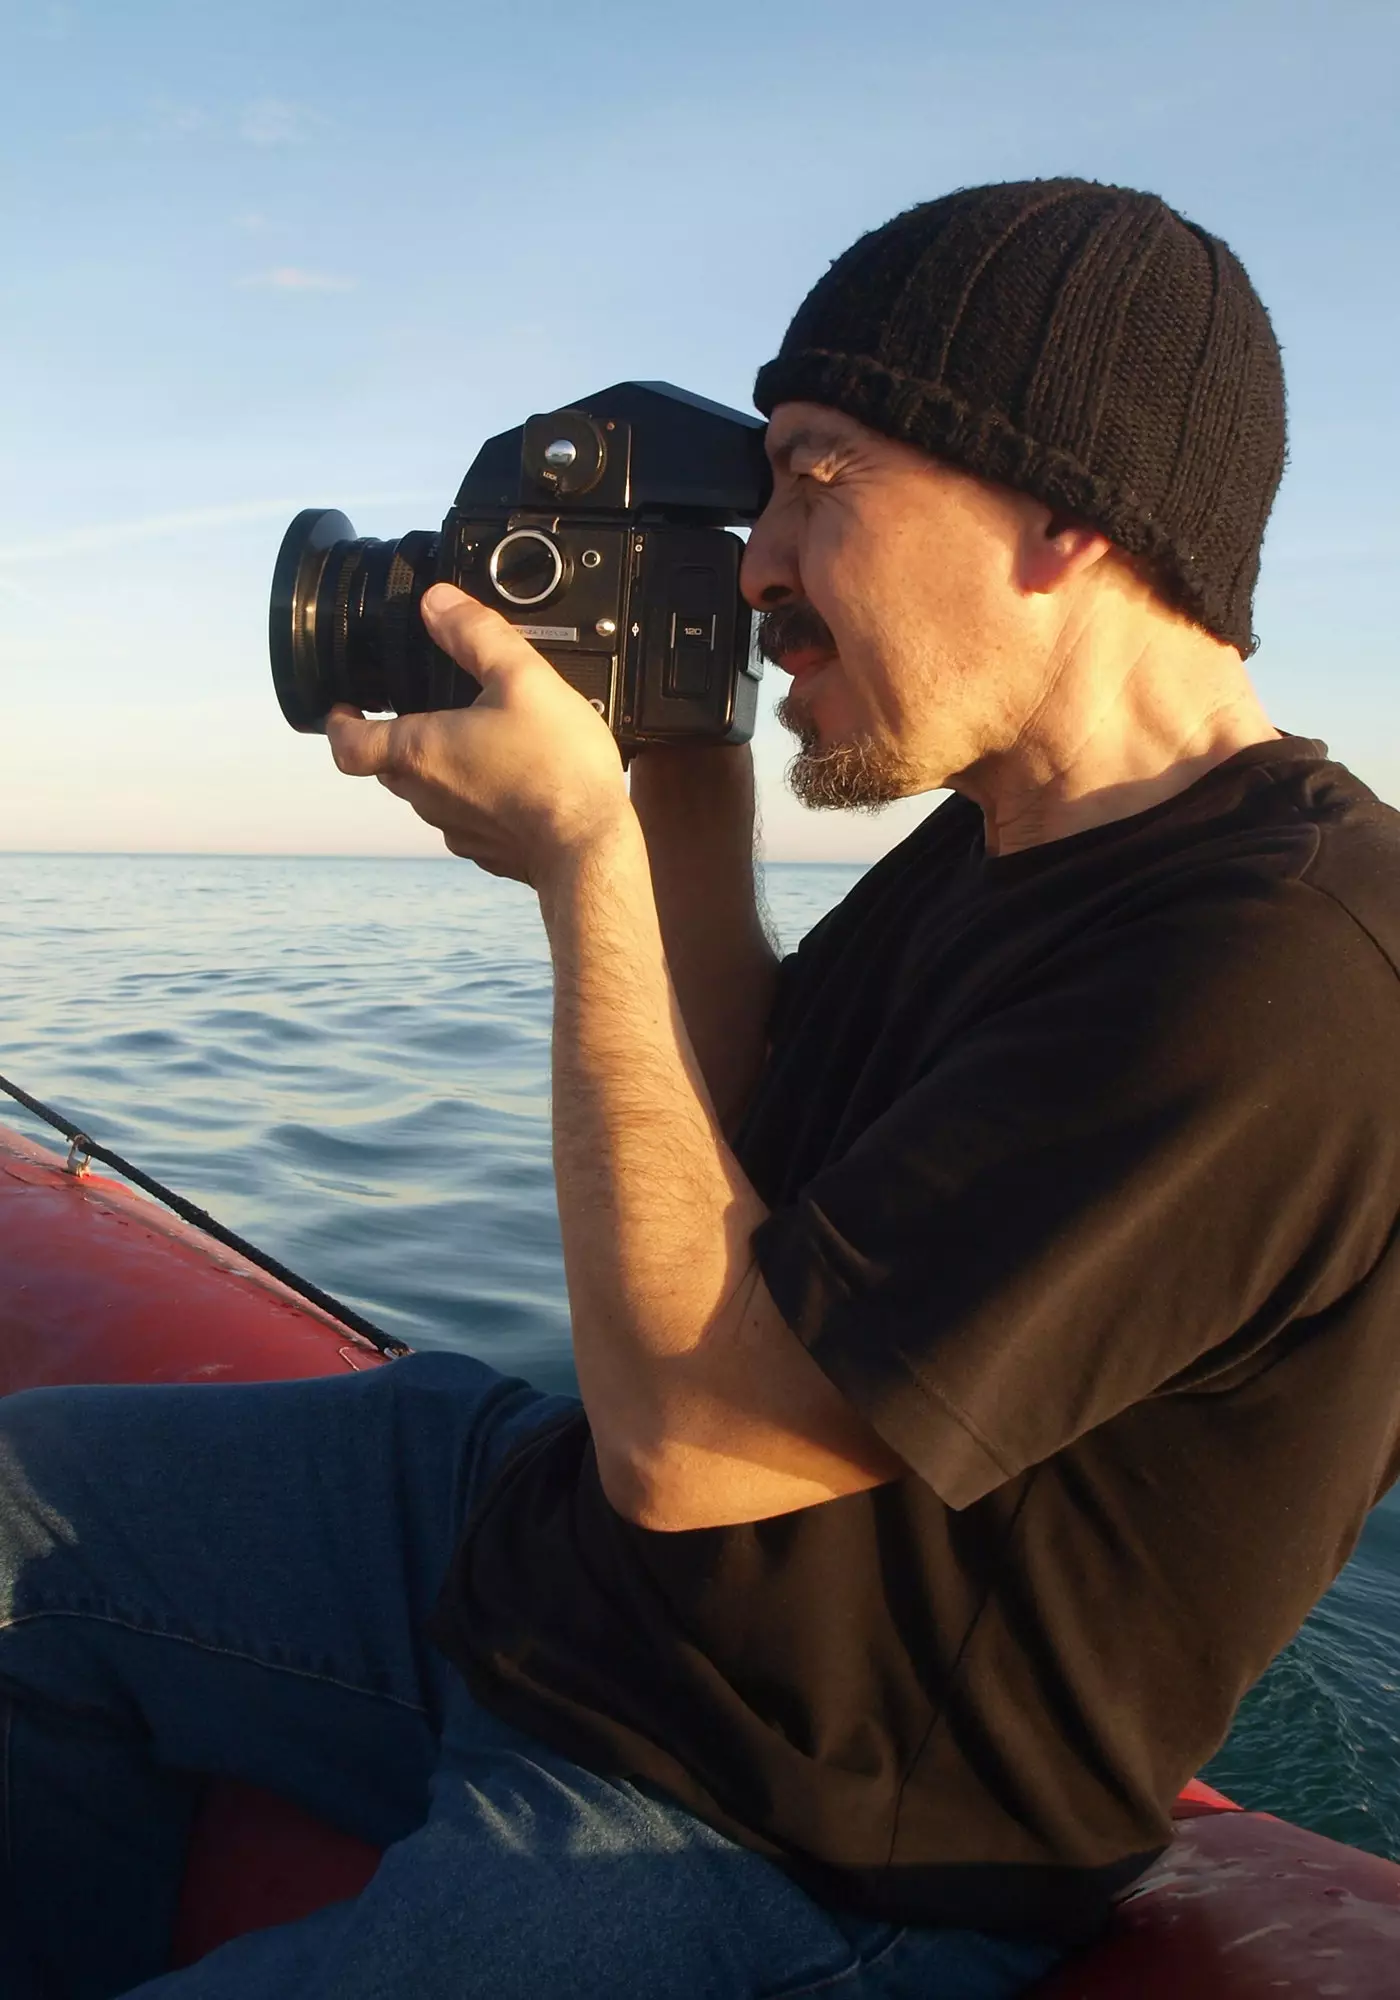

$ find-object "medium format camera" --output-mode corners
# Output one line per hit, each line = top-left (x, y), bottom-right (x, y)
(269, 381), (771, 754)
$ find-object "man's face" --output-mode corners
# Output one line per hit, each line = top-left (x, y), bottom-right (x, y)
(742, 402), (1043, 809)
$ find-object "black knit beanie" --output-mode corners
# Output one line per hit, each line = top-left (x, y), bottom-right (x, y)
(754, 179), (1286, 655)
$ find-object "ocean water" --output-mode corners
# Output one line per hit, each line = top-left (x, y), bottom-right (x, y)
(3, 852), (1398, 1862)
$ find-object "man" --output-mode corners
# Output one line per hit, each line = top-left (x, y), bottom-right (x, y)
(3, 178), (1399, 1999)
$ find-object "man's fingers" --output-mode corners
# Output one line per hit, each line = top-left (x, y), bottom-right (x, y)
(421, 583), (533, 687)
(325, 707), (404, 777)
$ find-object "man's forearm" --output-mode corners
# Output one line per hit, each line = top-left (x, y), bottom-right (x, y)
(628, 746), (780, 1133)
(537, 810), (903, 1531)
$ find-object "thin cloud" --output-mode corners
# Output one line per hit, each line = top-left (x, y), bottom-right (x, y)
(152, 102), (212, 139)
(238, 266), (356, 293)
(0, 496), (437, 566)
(239, 98), (325, 147)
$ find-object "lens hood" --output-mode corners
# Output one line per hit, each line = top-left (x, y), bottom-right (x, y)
(269, 508), (356, 732)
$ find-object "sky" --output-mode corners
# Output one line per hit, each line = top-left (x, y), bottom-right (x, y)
(1, 0), (1396, 862)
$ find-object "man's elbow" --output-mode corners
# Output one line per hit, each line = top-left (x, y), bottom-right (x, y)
(593, 1439), (670, 1530)
(593, 1432), (712, 1531)
(592, 1427), (905, 1534)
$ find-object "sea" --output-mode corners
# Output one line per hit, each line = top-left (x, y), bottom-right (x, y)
(4, 852), (1399, 1862)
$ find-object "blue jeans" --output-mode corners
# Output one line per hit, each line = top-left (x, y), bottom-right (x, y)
(0, 1353), (1061, 1998)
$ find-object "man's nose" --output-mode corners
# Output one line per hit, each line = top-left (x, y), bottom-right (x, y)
(740, 504), (798, 612)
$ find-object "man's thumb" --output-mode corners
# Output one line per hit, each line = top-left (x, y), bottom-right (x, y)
(420, 583), (522, 685)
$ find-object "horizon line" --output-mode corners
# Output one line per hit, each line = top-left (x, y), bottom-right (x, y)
(1, 849), (866, 866)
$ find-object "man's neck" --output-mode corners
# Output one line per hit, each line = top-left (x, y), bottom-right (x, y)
(950, 623), (1281, 858)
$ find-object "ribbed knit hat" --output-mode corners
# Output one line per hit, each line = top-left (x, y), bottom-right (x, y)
(754, 180), (1286, 655)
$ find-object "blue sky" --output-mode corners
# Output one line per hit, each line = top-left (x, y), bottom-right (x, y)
(1, 0), (1396, 860)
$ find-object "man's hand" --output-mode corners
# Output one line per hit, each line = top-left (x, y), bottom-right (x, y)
(324, 583), (630, 887)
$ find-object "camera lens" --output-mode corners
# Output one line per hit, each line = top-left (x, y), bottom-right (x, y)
(269, 511), (475, 729)
(489, 530), (565, 607)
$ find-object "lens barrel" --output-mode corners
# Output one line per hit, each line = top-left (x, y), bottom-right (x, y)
(269, 509), (448, 730)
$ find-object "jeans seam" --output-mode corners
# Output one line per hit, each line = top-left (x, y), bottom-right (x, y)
(0, 1609), (429, 1716)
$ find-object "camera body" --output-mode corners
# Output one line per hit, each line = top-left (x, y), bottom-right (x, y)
(270, 382), (771, 754)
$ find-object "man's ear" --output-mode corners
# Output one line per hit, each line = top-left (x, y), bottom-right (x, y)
(1017, 509), (1116, 596)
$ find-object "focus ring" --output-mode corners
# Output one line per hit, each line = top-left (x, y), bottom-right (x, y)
(332, 539), (371, 675)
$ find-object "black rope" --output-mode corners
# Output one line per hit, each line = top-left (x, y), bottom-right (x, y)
(0, 1072), (410, 1359)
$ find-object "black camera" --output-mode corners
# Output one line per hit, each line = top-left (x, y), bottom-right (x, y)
(269, 381), (771, 754)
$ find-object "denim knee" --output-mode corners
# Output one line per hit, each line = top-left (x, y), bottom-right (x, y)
(0, 1388), (85, 1612)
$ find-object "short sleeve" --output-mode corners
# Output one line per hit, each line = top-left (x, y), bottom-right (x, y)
(752, 880), (1400, 1508)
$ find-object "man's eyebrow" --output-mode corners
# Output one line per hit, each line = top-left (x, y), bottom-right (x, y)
(766, 424), (850, 473)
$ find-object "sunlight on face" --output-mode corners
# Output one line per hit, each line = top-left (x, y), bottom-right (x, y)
(744, 404), (1044, 805)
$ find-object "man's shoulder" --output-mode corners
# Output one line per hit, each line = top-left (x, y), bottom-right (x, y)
(1207, 744), (1400, 985)
(1289, 761), (1400, 979)
(1072, 745), (1400, 968)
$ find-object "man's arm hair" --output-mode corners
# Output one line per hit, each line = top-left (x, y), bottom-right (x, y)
(539, 809), (904, 1532)
(628, 745), (781, 1135)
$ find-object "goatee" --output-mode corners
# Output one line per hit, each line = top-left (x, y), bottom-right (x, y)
(776, 692), (916, 814)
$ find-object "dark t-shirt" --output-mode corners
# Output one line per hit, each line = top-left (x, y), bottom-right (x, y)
(434, 739), (1400, 1945)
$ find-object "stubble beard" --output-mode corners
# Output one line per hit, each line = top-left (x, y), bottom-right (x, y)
(776, 691), (917, 814)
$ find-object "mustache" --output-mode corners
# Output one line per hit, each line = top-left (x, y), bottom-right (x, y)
(755, 601), (837, 667)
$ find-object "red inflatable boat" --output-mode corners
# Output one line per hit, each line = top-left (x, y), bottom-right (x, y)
(2, 1117), (1398, 1995)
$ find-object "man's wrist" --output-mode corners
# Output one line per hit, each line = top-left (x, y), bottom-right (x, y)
(630, 742), (755, 811)
(535, 804), (651, 940)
